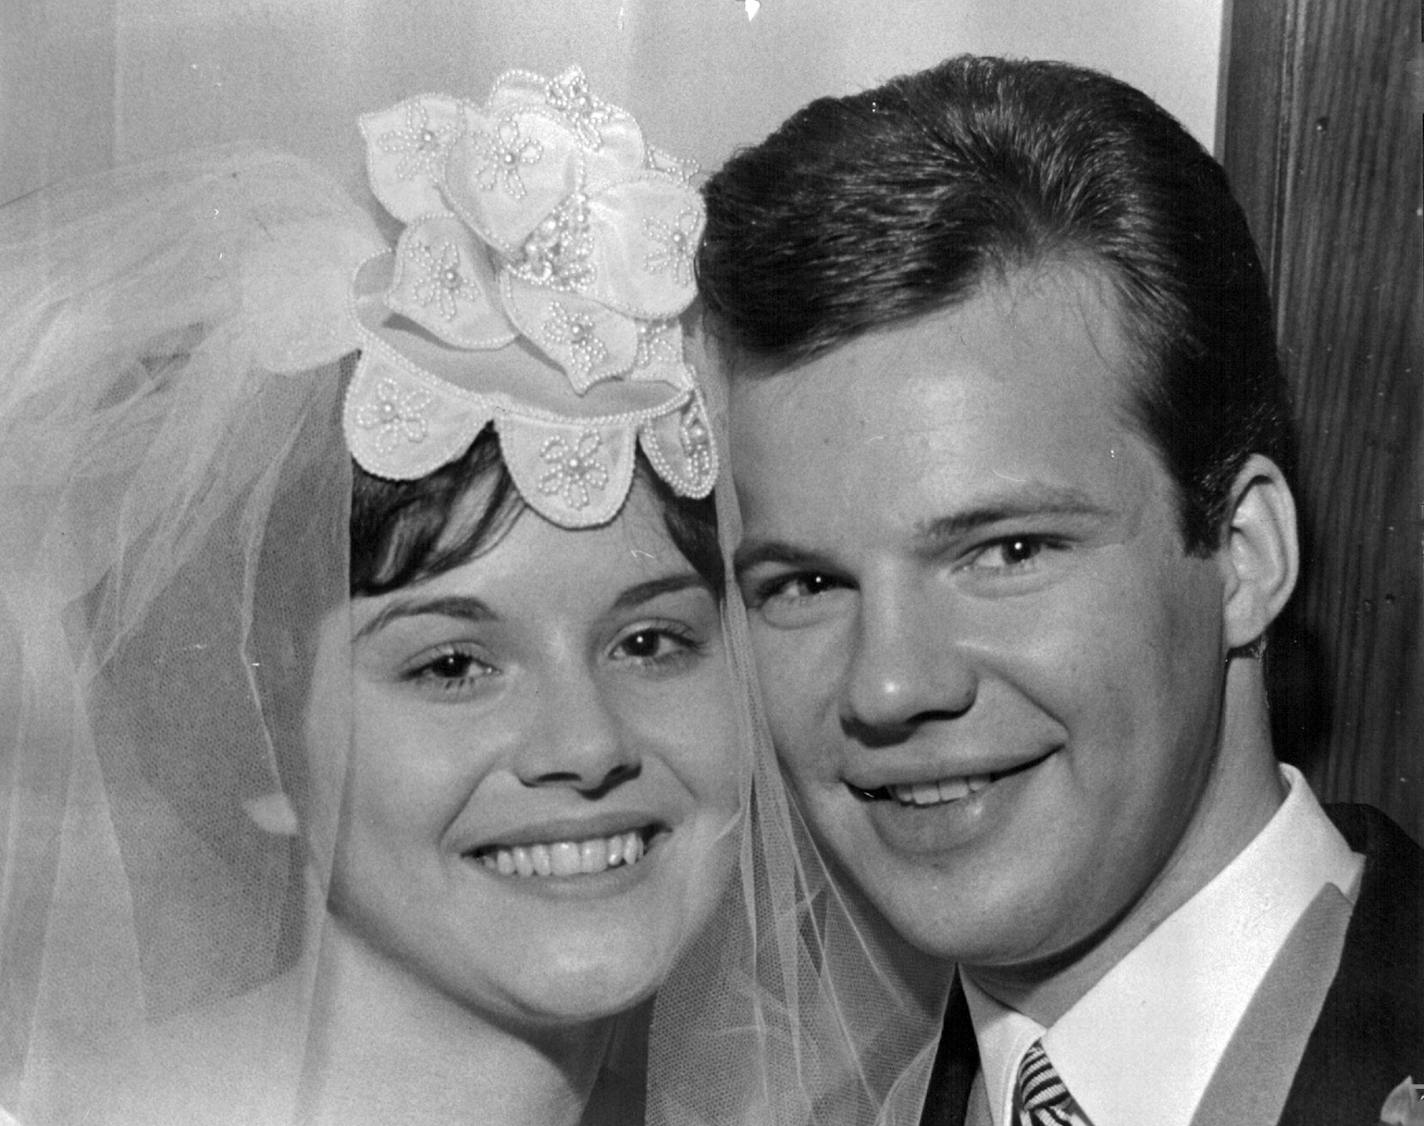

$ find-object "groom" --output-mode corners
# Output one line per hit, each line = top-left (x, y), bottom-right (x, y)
(697, 56), (1422, 1125)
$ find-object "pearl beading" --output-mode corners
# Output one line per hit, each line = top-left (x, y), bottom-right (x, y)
(354, 377), (433, 453)
(410, 239), (482, 321)
(542, 301), (609, 384)
(511, 192), (595, 292)
(543, 70), (615, 150)
(641, 208), (699, 287)
(470, 118), (544, 200)
(376, 99), (462, 183)
(538, 430), (610, 510)
(347, 67), (717, 527)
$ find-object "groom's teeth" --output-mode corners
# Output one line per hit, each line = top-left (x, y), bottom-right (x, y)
(936, 777), (969, 802)
(889, 774), (994, 806)
(478, 830), (649, 877)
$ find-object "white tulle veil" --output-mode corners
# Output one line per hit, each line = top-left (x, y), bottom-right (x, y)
(0, 109), (948, 1126)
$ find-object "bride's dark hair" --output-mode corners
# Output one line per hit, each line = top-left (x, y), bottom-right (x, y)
(350, 422), (723, 599)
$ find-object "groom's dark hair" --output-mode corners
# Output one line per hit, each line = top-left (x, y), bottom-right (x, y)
(696, 53), (1292, 555)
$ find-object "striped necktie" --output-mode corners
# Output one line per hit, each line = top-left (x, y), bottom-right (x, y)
(1014, 1040), (1081, 1126)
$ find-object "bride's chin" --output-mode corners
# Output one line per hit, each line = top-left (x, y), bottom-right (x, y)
(503, 951), (668, 1028)
(488, 836), (736, 1026)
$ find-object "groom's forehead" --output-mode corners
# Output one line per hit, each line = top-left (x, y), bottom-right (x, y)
(725, 263), (1140, 426)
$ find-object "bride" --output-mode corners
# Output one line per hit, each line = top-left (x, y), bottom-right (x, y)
(0, 68), (946, 1126)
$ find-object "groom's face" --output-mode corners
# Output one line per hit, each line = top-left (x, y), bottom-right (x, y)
(729, 264), (1231, 972)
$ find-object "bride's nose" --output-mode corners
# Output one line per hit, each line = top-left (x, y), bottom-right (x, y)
(512, 670), (640, 794)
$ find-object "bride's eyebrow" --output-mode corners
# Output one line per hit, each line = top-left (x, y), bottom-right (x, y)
(353, 595), (497, 641)
(609, 572), (709, 614)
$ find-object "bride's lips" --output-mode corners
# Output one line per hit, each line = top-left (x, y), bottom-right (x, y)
(461, 813), (669, 879)
(470, 826), (661, 877)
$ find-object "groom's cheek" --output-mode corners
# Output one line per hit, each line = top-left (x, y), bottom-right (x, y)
(749, 615), (839, 791)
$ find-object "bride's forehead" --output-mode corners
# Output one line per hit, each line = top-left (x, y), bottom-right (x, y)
(365, 483), (689, 613)
(473, 496), (677, 581)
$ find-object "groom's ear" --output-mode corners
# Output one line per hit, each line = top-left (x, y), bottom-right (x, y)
(1217, 454), (1299, 650)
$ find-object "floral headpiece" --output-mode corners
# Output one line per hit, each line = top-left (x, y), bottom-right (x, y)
(345, 67), (715, 527)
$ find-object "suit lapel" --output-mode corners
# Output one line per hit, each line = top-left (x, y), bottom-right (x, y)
(1190, 885), (1351, 1126)
(1275, 805), (1424, 1125)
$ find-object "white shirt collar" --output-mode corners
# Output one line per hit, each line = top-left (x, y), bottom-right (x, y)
(963, 764), (1363, 1126)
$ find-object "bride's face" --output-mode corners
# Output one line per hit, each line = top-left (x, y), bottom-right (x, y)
(303, 480), (742, 1030)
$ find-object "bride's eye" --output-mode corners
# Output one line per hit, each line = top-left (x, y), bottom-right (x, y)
(610, 623), (703, 670)
(405, 645), (495, 691)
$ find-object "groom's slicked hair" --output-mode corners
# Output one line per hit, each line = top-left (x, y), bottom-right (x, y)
(696, 54), (1292, 554)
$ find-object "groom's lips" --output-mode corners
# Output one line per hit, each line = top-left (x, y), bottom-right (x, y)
(846, 749), (1061, 855)
(845, 748), (1055, 804)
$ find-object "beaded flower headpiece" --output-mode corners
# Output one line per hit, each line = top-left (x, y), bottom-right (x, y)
(345, 67), (715, 527)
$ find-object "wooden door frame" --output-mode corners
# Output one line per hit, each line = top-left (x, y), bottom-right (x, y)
(1220, 0), (1422, 841)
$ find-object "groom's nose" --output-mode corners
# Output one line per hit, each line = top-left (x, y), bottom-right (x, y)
(841, 579), (978, 740)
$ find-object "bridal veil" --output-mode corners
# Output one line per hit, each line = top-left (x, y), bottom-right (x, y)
(0, 17), (950, 1123)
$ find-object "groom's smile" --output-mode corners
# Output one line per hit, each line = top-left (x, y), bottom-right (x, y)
(852, 750), (1064, 856)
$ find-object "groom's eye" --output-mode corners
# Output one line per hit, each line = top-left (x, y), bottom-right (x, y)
(755, 571), (839, 603)
(739, 569), (855, 631)
(962, 535), (1046, 570)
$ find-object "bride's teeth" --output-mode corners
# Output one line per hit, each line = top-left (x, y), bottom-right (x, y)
(480, 830), (650, 877)
(965, 773), (991, 793)
(579, 840), (607, 874)
(550, 841), (580, 877)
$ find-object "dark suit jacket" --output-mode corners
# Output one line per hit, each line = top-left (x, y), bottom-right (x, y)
(918, 804), (1424, 1126)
